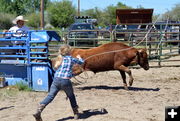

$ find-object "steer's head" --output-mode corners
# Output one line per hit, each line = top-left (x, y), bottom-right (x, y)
(138, 48), (149, 70)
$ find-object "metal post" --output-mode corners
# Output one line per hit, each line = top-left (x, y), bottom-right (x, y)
(149, 37), (152, 56)
(158, 24), (163, 67)
(40, 0), (44, 30)
(158, 42), (162, 67)
(178, 24), (180, 54)
(27, 31), (32, 88)
(109, 30), (112, 42)
(78, 0), (80, 16)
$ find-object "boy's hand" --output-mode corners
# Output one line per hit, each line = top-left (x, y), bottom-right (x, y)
(76, 55), (81, 59)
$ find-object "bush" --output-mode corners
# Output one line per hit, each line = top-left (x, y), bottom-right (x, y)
(26, 13), (41, 29)
(0, 13), (15, 30)
(47, 1), (76, 28)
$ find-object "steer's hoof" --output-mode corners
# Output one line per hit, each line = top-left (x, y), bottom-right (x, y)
(129, 79), (133, 86)
(123, 84), (129, 90)
(129, 82), (133, 86)
(124, 86), (129, 90)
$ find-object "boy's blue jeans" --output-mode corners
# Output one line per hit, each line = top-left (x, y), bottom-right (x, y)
(40, 77), (78, 109)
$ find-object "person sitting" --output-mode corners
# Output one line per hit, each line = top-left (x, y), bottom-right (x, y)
(9, 15), (29, 35)
(12, 15), (29, 47)
(2, 16), (29, 57)
(3, 15), (29, 45)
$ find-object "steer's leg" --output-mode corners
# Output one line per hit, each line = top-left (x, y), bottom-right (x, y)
(119, 70), (128, 90)
(116, 65), (134, 87)
(120, 65), (134, 86)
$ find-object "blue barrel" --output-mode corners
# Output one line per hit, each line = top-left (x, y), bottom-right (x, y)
(32, 64), (49, 91)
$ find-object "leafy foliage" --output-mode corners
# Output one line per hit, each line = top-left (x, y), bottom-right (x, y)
(0, 13), (15, 30)
(161, 3), (180, 21)
(81, 2), (133, 26)
(26, 13), (41, 29)
(0, 0), (50, 15)
(0, 0), (179, 29)
(0, 0), (12, 13)
(47, 0), (76, 28)
(170, 3), (180, 21)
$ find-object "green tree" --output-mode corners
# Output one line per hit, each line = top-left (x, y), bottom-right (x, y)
(26, 13), (41, 29)
(0, 0), (12, 13)
(0, 0), (50, 15)
(82, 2), (132, 26)
(104, 5), (117, 25)
(81, 7), (104, 26)
(116, 2), (132, 9)
(11, 0), (27, 15)
(152, 14), (161, 22)
(136, 5), (145, 9)
(171, 3), (180, 21)
(103, 2), (131, 25)
(47, 0), (76, 28)
(161, 3), (180, 21)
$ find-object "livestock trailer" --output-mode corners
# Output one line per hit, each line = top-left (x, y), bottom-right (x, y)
(116, 9), (153, 24)
(0, 30), (61, 91)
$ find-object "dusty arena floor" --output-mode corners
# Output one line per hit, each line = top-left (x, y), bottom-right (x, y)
(0, 56), (180, 121)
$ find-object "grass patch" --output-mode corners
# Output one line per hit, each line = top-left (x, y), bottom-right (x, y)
(15, 81), (32, 91)
(0, 81), (32, 100)
(0, 86), (18, 99)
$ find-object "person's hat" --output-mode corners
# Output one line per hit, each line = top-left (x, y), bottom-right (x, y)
(12, 15), (28, 24)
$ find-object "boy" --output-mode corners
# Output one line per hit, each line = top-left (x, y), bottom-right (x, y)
(33, 44), (84, 121)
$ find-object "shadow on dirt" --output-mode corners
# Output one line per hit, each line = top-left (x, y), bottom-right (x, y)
(77, 85), (160, 91)
(0, 106), (14, 111)
(56, 108), (108, 121)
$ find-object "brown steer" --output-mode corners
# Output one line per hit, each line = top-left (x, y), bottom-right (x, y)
(70, 42), (149, 90)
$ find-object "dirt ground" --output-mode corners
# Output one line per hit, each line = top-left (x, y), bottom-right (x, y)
(0, 56), (180, 121)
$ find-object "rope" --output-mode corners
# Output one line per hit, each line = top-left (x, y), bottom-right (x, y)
(73, 34), (144, 83)
(73, 71), (88, 84)
(74, 15), (161, 83)
(83, 15), (161, 61)
(84, 47), (134, 61)
(155, 16), (170, 53)
(140, 14), (161, 49)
